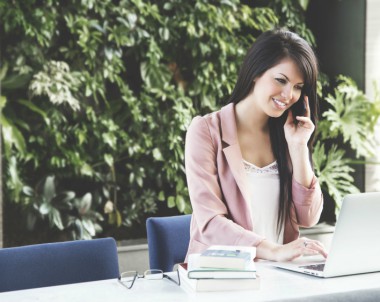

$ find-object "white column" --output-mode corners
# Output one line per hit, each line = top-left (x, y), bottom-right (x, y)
(365, 0), (380, 192)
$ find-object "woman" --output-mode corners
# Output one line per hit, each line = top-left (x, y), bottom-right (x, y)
(185, 29), (328, 262)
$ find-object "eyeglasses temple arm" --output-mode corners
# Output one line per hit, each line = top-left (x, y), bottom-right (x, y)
(163, 270), (181, 286)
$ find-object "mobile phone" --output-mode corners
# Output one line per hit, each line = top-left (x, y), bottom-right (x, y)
(291, 93), (306, 118)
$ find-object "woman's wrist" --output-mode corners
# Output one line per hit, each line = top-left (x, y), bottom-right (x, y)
(288, 144), (314, 186)
(256, 239), (281, 261)
(288, 144), (309, 159)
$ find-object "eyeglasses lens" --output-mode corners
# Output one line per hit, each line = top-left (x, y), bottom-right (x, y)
(120, 271), (137, 288)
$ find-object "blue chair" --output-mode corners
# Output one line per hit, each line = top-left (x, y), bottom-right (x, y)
(0, 237), (120, 292)
(146, 215), (191, 272)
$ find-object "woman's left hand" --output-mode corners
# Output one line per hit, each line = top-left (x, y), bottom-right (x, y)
(284, 96), (315, 147)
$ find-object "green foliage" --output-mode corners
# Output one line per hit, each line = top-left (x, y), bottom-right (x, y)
(313, 142), (359, 215)
(29, 61), (81, 111)
(1, 0), (279, 242)
(22, 176), (104, 240)
(268, 0), (315, 46)
(319, 76), (380, 158)
(313, 76), (380, 212)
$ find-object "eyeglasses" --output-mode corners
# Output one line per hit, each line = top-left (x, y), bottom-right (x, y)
(118, 269), (181, 289)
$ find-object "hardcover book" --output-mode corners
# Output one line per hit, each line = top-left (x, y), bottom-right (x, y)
(198, 245), (256, 270)
(187, 253), (256, 279)
(178, 263), (260, 292)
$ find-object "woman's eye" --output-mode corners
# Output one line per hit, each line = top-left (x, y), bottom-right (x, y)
(275, 78), (286, 84)
(295, 85), (303, 91)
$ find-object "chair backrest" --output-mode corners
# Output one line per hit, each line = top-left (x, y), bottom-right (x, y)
(0, 237), (120, 292)
(146, 215), (191, 272)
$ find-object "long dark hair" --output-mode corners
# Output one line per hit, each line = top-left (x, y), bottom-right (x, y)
(228, 29), (319, 235)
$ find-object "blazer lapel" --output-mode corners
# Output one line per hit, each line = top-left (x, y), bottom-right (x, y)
(220, 104), (252, 227)
(223, 145), (250, 203)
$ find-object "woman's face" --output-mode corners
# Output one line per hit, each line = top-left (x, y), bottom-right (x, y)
(251, 57), (304, 118)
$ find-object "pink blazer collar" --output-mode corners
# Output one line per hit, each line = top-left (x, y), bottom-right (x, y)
(220, 103), (238, 145)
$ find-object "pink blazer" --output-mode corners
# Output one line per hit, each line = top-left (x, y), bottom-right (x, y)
(185, 103), (323, 258)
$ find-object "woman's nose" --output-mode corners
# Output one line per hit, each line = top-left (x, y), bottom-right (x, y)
(281, 85), (293, 101)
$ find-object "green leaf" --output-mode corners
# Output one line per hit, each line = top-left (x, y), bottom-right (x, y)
(176, 195), (186, 213)
(163, 3), (172, 10)
(0, 96), (6, 110)
(51, 208), (65, 230)
(22, 186), (34, 196)
(77, 193), (92, 214)
(115, 210), (122, 227)
(158, 191), (165, 201)
(7, 156), (24, 202)
(81, 163), (94, 176)
(102, 133), (117, 149)
(104, 153), (114, 167)
(1, 115), (27, 155)
(39, 203), (52, 215)
(18, 99), (50, 125)
(298, 0), (310, 10)
(82, 218), (96, 236)
(159, 27), (170, 41)
(168, 196), (175, 208)
(136, 176), (143, 187)
(74, 219), (84, 239)
(43, 176), (56, 202)
(26, 212), (37, 231)
(1, 73), (32, 90)
(152, 148), (163, 161)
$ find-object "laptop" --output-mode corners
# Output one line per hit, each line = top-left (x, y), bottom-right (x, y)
(274, 192), (380, 278)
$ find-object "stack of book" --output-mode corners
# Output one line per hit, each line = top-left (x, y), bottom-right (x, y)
(178, 245), (260, 292)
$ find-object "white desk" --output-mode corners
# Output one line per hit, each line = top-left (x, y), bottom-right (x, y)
(1, 261), (380, 302)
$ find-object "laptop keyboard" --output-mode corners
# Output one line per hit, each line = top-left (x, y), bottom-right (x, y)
(300, 263), (325, 271)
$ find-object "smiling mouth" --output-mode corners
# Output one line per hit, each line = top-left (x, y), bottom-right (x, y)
(272, 98), (287, 108)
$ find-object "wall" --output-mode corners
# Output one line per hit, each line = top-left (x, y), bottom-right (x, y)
(365, 0), (380, 192)
(117, 239), (150, 273)
(307, 0), (366, 90)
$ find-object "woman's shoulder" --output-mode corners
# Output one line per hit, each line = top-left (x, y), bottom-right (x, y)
(186, 104), (231, 146)
(186, 103), (235, 152)
(189, 103), (234, 129)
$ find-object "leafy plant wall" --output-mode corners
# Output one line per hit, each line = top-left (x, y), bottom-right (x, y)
(1, 0), (379, 245)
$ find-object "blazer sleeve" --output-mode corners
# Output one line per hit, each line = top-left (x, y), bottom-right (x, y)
(292, 175), (324, 227)
(185, 116), (264, 247)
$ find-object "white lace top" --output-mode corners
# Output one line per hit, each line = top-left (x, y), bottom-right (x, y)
(243, 160), (284, 244)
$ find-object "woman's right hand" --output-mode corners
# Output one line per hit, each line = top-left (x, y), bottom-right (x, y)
(256, 237), (328, 262)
